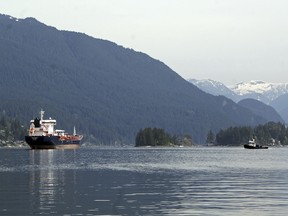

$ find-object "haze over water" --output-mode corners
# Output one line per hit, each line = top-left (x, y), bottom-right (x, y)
(1, 147), (288, 215)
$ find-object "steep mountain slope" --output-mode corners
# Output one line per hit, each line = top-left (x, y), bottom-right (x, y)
(270, 93), (288, 123)
(238, 99), (284, 123)
(0, 14), (268, 144)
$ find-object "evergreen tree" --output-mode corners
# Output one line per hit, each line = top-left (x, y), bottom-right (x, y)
(206, 130), (215, 144)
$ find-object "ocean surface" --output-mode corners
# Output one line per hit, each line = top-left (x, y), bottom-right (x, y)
(0, 146), (288, 216)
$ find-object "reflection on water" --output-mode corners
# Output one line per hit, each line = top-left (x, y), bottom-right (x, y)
(29, 150), (69, 214)
(0, 147), (288, 215)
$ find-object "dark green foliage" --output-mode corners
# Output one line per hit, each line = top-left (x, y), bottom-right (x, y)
(216, 122), (288, 146)
(135, 128), (173, 147)
(0, 115), (27, 145)
(206, 130), (215, 144)
(216, 126), (253, 146)
(254, 122), (287, 145)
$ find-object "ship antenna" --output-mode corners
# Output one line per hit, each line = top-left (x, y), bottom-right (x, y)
(40, 109), (45, 120)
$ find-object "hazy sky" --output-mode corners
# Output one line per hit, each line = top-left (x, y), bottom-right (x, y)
(1, 0), (288, 85)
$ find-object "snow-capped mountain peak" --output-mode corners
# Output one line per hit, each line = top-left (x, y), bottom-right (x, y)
(232, 80), (288, 102)
(188, 78), (239, 100)
(188, 79), (288, 104)
(188, 78), (288, 123)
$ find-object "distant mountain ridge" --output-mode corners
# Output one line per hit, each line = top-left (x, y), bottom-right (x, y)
(238, 99), (284, 123)
(0, 14), (272, 144)
(189, 79), (288, 123)
(188, 79), (241, 101)
(232, 80), (288, 104)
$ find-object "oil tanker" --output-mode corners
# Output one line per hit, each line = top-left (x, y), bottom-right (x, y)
(25, 110), (83, 149)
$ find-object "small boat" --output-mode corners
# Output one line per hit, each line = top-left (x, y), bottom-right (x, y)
(244, 139), (268, 149)
(25, 110), (83, 149)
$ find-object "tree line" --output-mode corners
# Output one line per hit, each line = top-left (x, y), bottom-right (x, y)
(207, 122), (288, 146)
(135, 127), (193, 147)
(0, 116), (27, 146)
(136, 122), (288, 147)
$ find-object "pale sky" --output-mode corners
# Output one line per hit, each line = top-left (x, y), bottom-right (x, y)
(1, 0), (288, 85)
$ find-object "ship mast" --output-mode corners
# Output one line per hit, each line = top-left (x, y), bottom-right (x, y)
(40, 109), (45, 120)
(73, 126), (76, 136)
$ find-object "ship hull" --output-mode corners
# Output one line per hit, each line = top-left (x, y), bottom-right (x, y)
(25, 136), (81, 150)
(243, 144), (268, 149)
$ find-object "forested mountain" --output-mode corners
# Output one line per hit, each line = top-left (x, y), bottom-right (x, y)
(270, 93), (288, 123)
(238, 99), (284, 123)
(0, 14), (269, 144)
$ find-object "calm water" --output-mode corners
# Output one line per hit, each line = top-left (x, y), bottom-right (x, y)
(0, 146), (288, 216)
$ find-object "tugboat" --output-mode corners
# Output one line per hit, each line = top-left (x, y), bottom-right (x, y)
(244, 139), (268, 149)
(25, 110), (83, 149)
